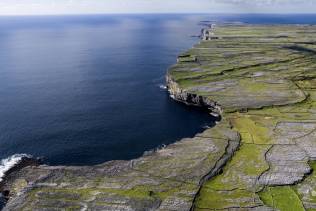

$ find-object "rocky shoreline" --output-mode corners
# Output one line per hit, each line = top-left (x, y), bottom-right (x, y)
(2, 23), (316, 210)
(1, 123), (240, 210)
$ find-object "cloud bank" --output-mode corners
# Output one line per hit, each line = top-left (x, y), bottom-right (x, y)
(0, 0), (315, 15)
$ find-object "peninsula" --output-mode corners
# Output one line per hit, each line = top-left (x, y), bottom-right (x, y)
(2, 24), (316, 211)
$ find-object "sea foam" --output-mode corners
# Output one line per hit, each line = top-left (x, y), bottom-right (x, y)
(0, 154), (31, 182)
(159, 84), (167, 90)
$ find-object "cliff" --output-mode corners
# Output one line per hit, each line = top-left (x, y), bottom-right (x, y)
(3, 24), (316, 211)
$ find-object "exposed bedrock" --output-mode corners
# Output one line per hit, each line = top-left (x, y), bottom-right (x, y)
(166, 74), (222, 115)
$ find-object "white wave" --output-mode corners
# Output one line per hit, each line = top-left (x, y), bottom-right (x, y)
(159, 84), (167, 90)
(202, 125), (211, 129)
(0, 154), (31, 182)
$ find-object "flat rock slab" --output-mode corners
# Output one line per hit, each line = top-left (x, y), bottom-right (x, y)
(295, 162), (316, 209)
(188, 78), (306, 111)
(258, 145), (310, 185)
(257, 121), (316, 185)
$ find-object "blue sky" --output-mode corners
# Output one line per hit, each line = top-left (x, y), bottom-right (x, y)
(0, 0), (315, 15)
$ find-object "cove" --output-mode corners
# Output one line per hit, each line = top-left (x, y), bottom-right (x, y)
(0, 14), (215, 165)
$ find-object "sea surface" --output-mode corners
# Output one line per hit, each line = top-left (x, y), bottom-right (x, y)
(1, 14), (316, 167)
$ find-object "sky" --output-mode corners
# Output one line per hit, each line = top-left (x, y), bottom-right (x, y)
(0, 0), (315, 15)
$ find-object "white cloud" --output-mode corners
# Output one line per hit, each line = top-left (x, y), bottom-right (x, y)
(218, 0), (315, 5)
(0, 0), (315, 15)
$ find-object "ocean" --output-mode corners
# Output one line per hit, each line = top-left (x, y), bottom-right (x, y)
(1, 14), (316, 168)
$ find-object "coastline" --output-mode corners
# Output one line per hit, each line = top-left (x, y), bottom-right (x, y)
(0, 26), (240, 209)
(1, 122), (240, 210)
(2, 23), (316, 210)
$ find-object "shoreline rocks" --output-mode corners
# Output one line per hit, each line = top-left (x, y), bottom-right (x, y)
(1, 120), (240, 210)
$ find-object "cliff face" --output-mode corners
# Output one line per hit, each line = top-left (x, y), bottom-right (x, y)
(3, 24), (316, 211)
(166, 74), (222, 116)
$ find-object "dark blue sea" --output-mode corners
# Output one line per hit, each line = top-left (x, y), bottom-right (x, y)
(1, 14), (316, 167)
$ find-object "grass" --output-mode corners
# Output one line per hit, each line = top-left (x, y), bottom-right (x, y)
(195, 188), (258, 210)
(231, 116), (272, 144)
(259, 186), (305, 211)
(195, 143), (270, 210)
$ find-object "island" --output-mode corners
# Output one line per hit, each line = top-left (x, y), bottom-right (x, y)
(2, 23), (316, 211)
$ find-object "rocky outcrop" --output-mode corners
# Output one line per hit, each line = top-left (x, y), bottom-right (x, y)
(166, 74), (222, 116)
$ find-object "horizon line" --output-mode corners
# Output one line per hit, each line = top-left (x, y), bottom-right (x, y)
(1, 12), (316, 17)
